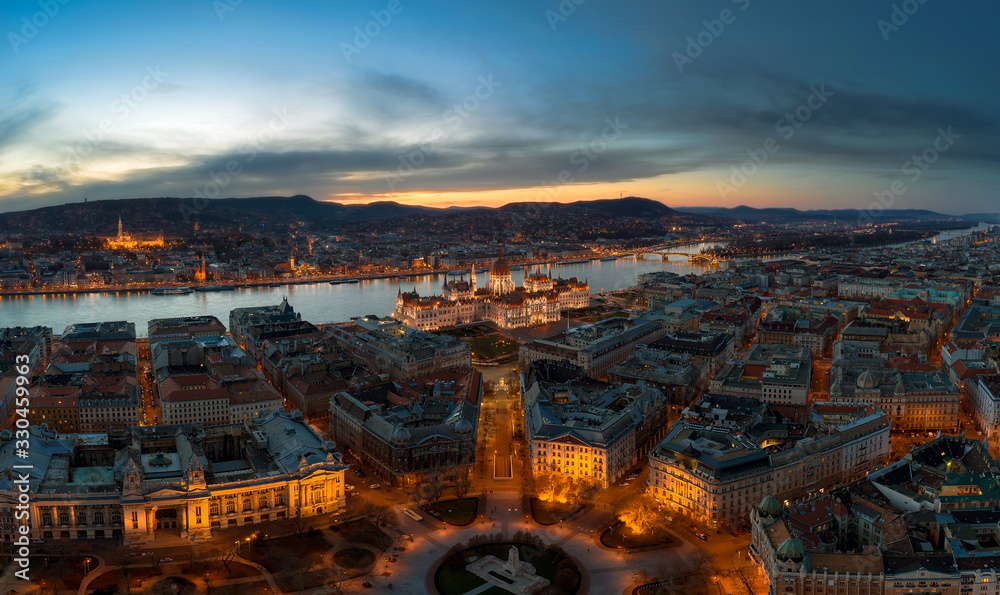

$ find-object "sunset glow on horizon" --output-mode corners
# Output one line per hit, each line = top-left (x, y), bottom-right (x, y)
(2, 0), (997, 215)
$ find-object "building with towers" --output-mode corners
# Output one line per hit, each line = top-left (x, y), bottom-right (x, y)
(394, 252), (589, 330)
(105, 214), (164, 249)
(486, 249), (515, 295)
(0, 410), (347, 545)
(749, 434), (1000, 595)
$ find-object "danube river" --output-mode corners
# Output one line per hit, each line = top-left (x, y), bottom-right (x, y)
(4, 224), (989, 336)
(2, 242), (735, 336)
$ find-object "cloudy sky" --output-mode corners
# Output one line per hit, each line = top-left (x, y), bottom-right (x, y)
(1, 0), (997, 214)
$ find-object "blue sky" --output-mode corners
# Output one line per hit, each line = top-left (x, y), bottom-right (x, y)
(1, 0), (998, 214)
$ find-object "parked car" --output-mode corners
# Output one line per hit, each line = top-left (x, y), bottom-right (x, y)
(621, 482), (630, 487)
(369, 483), (381, 489)
(696, 533), (709, 541)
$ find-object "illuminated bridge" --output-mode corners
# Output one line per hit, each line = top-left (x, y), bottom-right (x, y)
(640, 252), (722, 265)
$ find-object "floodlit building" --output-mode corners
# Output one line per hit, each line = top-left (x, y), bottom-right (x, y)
(0, 410), (346, 545)
(751, 435), (1000, 595)
(522, 362), (669, 488)
(327, 317), (470, 380)
(647, 395), (889, 528)
(710, 343), (812, 407)
(328, 368), (481, 487)
(519, 317), (669, 380)
(393, 253), (589, 330)
(830, 364), (960, 432)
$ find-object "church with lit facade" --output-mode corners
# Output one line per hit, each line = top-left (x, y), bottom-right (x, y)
(394, 253), (589, 330)
(105, 215), (164, 249)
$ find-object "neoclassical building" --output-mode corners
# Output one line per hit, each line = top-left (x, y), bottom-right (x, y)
(0, 410), (346, 545)
(831, 365), (960, 432)
(394, 253), (589, 330)
(328, 367), (481, 487)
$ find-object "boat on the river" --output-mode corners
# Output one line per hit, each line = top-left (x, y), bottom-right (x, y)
(151, 287), (193, 295)
(194, 285), (233, 292)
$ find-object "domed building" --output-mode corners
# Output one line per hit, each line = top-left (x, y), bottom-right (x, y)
(856, 369), (877, 390)
(758, 495), (782, 519)
(776, 537), (806, 570)
(486, 250), (515, 296)
(394, 251), (589, 330)
(0, 411), (348, 546)
(328, 367), (482, 487)
(828, 363), (960, 434)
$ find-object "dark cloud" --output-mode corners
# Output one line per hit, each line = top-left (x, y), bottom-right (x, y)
(0, 87), (60, 153)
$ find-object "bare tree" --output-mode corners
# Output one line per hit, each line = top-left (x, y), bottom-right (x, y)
(220, 545), (238, 574)
(731, 552), (761, 595)
(115, 552), (136, 594)
(405, 478), (425, 505)
(323, 566), (347, 592)
(432, 469), (448, 503)
(453, 467), (473, 500)
(291, 514), (311, 538)
(363, 500), (396, 527)
(732, 567), (760, 595)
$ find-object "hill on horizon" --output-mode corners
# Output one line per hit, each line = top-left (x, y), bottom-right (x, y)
(0, 195), (716, 235)
(675, 204), (972, 223)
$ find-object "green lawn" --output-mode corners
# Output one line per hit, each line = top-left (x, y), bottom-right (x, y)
(86, 567), (163, 592)
(467, 334), (519, 359)
(601, 520), (679, 549)
(210, 581), (271, 595)
(423, 497), (479, 526)
(244, 531), (331, 567)
(333, 547), (376, 569)
(331, 518), (394, 550)
(436, 324), (495, 338)
(529, 498), (583, 525)
(435, 564), (488, 594)
(31, 556), (95, 589)
(275, 570), (337, 592)
(582, 311), (629, 323)
(435, 542), (581, 595)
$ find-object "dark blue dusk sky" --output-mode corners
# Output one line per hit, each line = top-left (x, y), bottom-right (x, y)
(1, 0), (997, 214)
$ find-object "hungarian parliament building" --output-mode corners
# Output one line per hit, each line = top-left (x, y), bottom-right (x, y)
(394, 253), (590, 330)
